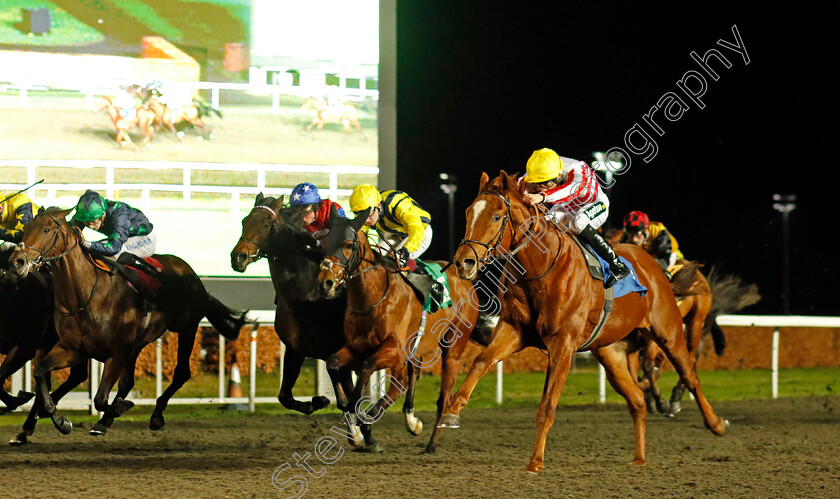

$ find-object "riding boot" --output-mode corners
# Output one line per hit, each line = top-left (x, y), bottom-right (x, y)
(578, 226), (631, 288)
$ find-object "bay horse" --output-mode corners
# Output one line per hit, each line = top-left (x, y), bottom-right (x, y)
(8, 207), (246, 437)
(95, 96), (156, 149)
(143, 93), (215, 139)
(317, 207), (480, 453)
(230, 194), (354, 418)
(300, 97), (365, 135)
(438, 171), (726, 473)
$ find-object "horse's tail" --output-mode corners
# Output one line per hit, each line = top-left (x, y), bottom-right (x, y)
(193, 98), (223, 119)
(205, 294), (248, 341)
(669, 261), (701, 298)
(701, 266), (761, 356)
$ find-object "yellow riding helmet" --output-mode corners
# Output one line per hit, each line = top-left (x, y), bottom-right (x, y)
(349, 184), (381, 213)
(524, 148), (564, 183)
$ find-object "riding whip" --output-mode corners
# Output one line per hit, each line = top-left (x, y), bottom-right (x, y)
(1, 179), (44, 204)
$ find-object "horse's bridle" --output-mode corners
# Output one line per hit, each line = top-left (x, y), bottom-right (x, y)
(458, 190), (512, 265)
(17, 213), (99, 315)
(237, 205), (280, 261)
(320, 226), (390, 315)
(457, 189), (562, 281)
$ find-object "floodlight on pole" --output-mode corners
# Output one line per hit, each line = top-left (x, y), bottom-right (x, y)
(439, 173), (458, 257)
(772, 194), (796, 315)
(591, 151), (624, 189)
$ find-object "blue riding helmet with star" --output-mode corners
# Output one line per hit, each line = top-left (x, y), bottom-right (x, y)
(290, 183), (321, 205)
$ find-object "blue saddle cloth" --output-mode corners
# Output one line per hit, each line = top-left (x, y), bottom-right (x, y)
(587, 249), (648, 299)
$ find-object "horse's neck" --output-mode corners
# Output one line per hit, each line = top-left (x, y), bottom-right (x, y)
(52, 247), (104, 311)
(268, 236), (322, 302)
(347, 242), (388, 306)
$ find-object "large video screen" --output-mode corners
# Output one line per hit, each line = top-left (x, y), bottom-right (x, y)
(0, 0), (381, 276)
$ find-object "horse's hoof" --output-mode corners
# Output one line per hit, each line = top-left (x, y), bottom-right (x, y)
(436, 413), (460, 429)
(630, 458), (647, 466)
(9, 433), (28, 446)
(111, 398), (135, 416)
(54, 416), (73, 435)
(356, 442), (382, 453)
(406, 418), (423, 436)
(668, 401), (682, 416)
(89, 423), (107, 436)
(523, 463), (544, 474)
(149, 415), (165, 431)
(311, 396), (330, 412)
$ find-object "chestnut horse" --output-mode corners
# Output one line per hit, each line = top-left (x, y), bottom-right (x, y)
(230, 194), (354, 417)
(317, 208), (480, 453)
(95, 96), (156, 149)
(633, 264), (761, 415)
(608, 229), (760, 415)
(438, 171), (726, 473)
(300, 97), (364, 135)
(9, 207), (246, 438)
(143, 93), (216, 139)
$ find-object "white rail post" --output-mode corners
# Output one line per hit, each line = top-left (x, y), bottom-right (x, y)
(257, 166), (266, 193)
(249, 327), (258, 412)
(106, 164), (115, 199)
(599, 364), (606, 404)
(329, 171), (339, 201)
(90, 359), (100, 415)
(218, 335), (226, 403)
(211, 87), (220, 110)
(772, 327), (780, 399)
(155, 337), (163, 399)
(10, 370), (22, 402)
(183, 166), (191, 202)
(24, 360), (32, 393)
(496, 361), (503, 404)
(27, 164), (35, 185)
(230, 191), (240, 225)
(278, 341), (285, 391)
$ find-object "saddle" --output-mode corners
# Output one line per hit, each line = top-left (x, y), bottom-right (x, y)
(397, 259), (452, 314)
(86, 252), (163, 296)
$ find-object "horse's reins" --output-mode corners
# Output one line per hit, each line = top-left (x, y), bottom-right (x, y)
(320, 227), (392, 315)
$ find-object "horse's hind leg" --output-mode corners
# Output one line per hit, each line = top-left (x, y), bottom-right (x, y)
(639, 342), (670, 414)
(402, 361), (423, 436)
(649, 316), (726, 435)
(148, 333), (193, 431)
(592, 342), (648, 466)
(278, 349), (329, 415)
(11, 364), (88, 445)
(32, 345), (83, 435)
(90, 356), (135, 436)
(440, 320), (522, 428)
(670, 309), (707, 415)
(0, 346), (36, 411)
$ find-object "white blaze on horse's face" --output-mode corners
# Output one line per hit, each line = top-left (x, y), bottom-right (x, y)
(467, 200), (486, 237)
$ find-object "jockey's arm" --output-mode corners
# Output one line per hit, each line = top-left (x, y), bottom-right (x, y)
(87, 207), (131, 256)
(0, 200), (36, 243)
(392, 200), (427, 253)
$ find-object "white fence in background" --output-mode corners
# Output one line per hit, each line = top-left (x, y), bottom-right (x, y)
(2, 79), (379, 114)
(8, 315), (840, 413)
(0, 159), (378, 220)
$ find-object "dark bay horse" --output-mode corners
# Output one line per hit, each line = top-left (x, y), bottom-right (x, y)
(230, 194), (354, 418)
(9, 207), (245, 438)
(438, 171), (726, 473)
(317, 208), (480, 453)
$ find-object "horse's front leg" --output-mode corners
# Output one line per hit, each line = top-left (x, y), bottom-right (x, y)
(32, 344), (84, 435)
(326, 346), (363, 448)
(10, 363), (88, 446)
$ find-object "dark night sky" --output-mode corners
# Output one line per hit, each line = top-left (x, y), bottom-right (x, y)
(395, 3), (838, 315)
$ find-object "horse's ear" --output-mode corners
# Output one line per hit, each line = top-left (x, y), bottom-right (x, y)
(270, 195), (285, 212)
(351, 208), (371, 232)
(38, 206), (44, 215)
(327, 202), (340, 227)
(60, 208), (73, 221)
(255, 192), (265, 206)
(479, 172), (490, 190)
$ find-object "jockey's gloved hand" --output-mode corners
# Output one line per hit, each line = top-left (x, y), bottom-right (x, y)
(397, 248), (410, 267)
(80, 239), (92, 249)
